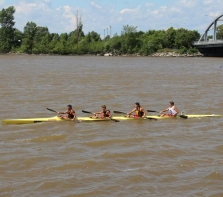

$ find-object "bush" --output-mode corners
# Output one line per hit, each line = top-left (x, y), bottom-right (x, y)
(187, 47), (198, 54)
(179, 46), (187, 54)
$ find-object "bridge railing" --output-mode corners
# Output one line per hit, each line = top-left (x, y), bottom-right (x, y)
(193, 40), (223, 45)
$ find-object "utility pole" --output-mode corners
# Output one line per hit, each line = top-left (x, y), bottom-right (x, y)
(104, 29), (105, 39)
(107, 27), (108, 37)
(110, 26), (111, 38)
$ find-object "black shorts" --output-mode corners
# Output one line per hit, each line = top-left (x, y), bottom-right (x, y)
(68, 114), (74, 119)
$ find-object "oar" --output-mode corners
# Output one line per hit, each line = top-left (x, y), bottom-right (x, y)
(47, 108), (80, 123)
(47, 108), (57, 113)
(147, 110), (158, 113)
(113, 111), (127, 115)
(82, 110), (94, 114)
(147, 110), (188, 119)
(82, 110), (120, 122)
(113, 111), (157, 120)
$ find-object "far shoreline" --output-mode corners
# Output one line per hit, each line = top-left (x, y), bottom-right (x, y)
(2, 51), (206, 58)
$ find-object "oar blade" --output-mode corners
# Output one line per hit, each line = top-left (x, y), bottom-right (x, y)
(145, 117), (158, 120)
(178, 115), (188, 119)
(111, 118), (120, 122)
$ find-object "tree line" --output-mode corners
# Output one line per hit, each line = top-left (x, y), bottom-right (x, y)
(1, 6), (223, 55)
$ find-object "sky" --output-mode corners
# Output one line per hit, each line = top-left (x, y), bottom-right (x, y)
(0, 0), (223, 37)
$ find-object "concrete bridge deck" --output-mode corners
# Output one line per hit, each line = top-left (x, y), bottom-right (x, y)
(193, 14), (223, 56)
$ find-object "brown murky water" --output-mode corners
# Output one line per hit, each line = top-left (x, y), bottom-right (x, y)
(0, 55), (223, 196)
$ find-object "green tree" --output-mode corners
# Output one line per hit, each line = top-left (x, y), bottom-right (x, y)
(0, 6), (16, 53)
(164, 27), (176, 48)
(34, 26), (49, 42)
(13, 29), (23, 49)
(33, 33), (52, 54)
(121, 24), (137, 35)
(60, 33), (68, 41)
(120, 25), (140, 54)
(21, 22), (38, 53)
(89, 31), (101, 42)
(77, 39), (88, 54)
(31, 27), (50, 54)
(217, 24), (223, 40)
(109, 35), (122, 54)
(139, 30), (165, 55)
(174, 29), (200, 49)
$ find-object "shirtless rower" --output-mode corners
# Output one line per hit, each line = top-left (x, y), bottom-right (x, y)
(58, 105), (76, 121)
(93, 105), (112, 118)
(127, 102), (146, 118)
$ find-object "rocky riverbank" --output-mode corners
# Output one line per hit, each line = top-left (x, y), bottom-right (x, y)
(4, 51), (204, 57)
(150, 51), (203, 57)
(103, 52), (204, 57)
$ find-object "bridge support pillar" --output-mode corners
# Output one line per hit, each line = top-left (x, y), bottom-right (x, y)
(214, 20), (217, 41)
(204, 32), (207, 41)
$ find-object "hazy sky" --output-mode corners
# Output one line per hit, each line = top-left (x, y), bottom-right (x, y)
(0, 0), (223, 37)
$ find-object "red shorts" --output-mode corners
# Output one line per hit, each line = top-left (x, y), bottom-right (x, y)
(133, 115), (141, 118)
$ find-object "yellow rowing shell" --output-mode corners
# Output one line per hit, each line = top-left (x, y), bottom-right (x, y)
(2, 114), (223, 124)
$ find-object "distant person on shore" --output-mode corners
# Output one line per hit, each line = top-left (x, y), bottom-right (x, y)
(127, 102), (146, 118)
(160, 101), (179, 117)
(58, 105), (76, 120)
(93, 105), (112, 118)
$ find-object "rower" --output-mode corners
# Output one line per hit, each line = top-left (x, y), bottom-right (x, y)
(93, 105), (112, 118)
(127, 102), (146, 118)
(58, 105), (76, 120)
(160, 101), (179, 117)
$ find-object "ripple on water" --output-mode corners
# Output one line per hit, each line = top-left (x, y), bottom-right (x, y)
(22, 134), (68, 143)
(1, 56), (223, 196)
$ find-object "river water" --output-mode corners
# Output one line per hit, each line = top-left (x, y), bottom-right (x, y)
(0, 55), (223, 197)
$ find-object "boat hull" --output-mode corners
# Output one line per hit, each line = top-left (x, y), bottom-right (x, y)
(2, 114), (223, 124)
(1, 116), (63, 124)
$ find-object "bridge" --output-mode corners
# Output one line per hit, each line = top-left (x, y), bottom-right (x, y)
(193, 14), (223, 56)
